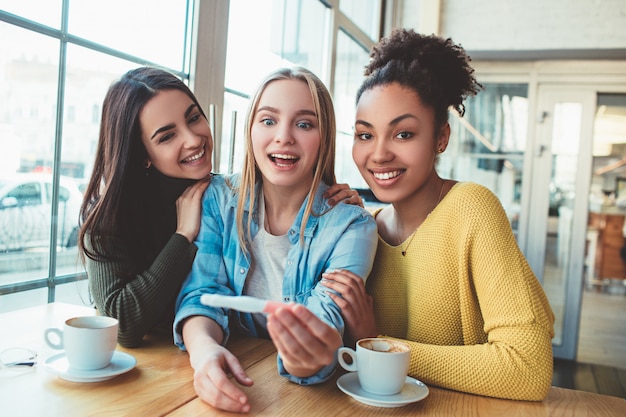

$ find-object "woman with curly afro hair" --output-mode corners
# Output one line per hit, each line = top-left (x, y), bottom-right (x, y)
(322, 29), (555, 401)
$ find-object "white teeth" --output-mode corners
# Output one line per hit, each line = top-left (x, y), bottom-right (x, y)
(270, 153), (298, 160)
(373, 170), (402, 180)
(183, 148), (205, 163)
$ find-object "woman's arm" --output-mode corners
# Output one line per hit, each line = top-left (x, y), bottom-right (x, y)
(87, 233), (197, 348)
(181, 315), (253, 413)
(321, 269), (377, 347)
(87, 179), (208, 348)
(269, 207), (378, 382)
(398, 186), (554, 401)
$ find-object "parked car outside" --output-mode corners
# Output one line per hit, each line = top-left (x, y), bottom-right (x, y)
(0, 173), (82, 252)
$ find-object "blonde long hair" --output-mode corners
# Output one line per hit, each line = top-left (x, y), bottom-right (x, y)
(236, 67), (337, 251)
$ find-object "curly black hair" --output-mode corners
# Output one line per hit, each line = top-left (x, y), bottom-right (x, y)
(356, 28), (482, 129)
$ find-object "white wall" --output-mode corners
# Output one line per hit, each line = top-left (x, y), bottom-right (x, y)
(400, 0), (626, 52)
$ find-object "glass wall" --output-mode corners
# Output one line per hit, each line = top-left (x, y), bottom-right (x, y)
(0, 0), (192, 312)
(333, 29), (371, 188)
(444, 83), (529, 236)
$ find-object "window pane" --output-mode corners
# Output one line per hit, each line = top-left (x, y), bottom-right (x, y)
(64, 46), (140, 182)
(0, 287), (47, 314)
(1, 1), (193, 309)
(222, 0), (329, 174)
(333, 30), (369, 188)
(60, 47), (146, 270)
(0, 24), (59, 261)
(444, 84), (529, 235)
(68, 0), (189, 70)
(225, 0), (328, 93)
(219, 92), (249, 174)
(55, 279), (91, 307)
(339, 0), (381, 40)
(0, 0), (62, 28)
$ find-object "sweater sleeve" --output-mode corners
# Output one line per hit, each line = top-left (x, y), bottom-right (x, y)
(403, 185), (555, 401)
(87, 233), (197, 347)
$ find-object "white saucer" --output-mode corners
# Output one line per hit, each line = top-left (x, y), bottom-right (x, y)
(44, 351), (136, 383)
(336, 373), (429, 408)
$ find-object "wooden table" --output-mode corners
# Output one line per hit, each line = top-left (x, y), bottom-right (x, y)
(1, 303), (625, 416)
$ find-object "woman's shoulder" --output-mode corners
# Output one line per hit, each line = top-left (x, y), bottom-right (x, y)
(208, 173), (239, 187)
(449, 182), (501, 206)
(199, 174), (240, 215)
(206, 173), (240, 195)
(446, 181), (510, 224)
(321, 200), (376, 231)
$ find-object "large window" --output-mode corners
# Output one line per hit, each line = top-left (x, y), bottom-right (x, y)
(0, 0), (193, 312)
(218, 0), (381, 178)
(0, 0), (388, 312)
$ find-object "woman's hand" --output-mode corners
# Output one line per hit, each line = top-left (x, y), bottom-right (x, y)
(267, 304), (342, 378)
(175, 178), (210, 243)
(183, 316), (253, 413)
(325, 183), (364, 208)
(322, 269), (377, 347)
(190, 343), (253, 413)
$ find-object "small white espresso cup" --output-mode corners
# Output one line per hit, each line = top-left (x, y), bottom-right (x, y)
(337, 338), (410, 395)
(44, 316), (119, 371)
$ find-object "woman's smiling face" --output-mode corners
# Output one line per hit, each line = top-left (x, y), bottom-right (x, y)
(250, 79), (321, 190)
(352, 82), (447, 204)
(140, 89), (213, 180)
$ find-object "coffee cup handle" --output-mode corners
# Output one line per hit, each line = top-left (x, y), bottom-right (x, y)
(44, 328), (64, 350)
(337, 347), (358, 372)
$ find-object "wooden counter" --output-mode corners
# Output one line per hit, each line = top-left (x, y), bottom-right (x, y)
(1, 303), (625, 416)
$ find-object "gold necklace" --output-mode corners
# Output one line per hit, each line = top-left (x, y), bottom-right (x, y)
(396, 179), (446, 256)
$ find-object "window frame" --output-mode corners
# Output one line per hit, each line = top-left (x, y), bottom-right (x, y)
(0, 1), (195, 302)
(0, 0), (393, 306)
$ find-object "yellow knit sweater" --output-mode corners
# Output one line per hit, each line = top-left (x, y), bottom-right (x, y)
(368, 182), (555, 401)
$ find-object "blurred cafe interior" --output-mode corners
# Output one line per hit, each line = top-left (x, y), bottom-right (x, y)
(0, 0), (625, 394)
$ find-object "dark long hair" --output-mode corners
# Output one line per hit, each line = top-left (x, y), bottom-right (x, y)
(79, 67), (206, 267)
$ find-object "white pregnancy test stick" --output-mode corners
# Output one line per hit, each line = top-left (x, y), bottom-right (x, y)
(200, 294), (285, 314)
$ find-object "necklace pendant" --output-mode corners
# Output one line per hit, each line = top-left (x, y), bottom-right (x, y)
(401, 251), (406, 256)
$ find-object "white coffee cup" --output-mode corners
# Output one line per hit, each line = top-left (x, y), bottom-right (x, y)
(337, 338), (410, 396)
(44, 316), (119, 371)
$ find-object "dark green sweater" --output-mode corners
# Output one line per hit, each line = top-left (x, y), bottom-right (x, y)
(86, 172), (198, 347)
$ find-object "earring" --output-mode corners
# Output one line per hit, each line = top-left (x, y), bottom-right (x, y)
(145, 161), (151, 176)
(438, 148), (445, 153)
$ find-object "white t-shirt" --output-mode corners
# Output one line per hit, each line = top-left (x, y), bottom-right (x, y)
(243, 194), (290, 328)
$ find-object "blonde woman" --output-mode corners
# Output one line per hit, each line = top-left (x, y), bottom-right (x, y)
(174, 67), (377, 413)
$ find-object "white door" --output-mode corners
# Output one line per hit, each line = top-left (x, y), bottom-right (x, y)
(526, 85), (596, 359)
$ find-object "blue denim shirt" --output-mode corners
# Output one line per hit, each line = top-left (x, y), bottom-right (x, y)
(174, 174), (377, 385)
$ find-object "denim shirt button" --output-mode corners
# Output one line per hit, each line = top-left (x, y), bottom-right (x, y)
(283, 297), (290, 302)
(289, 230), (295, 235)
(239, 268), (246, 274)
(287, 260), (292, 266)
